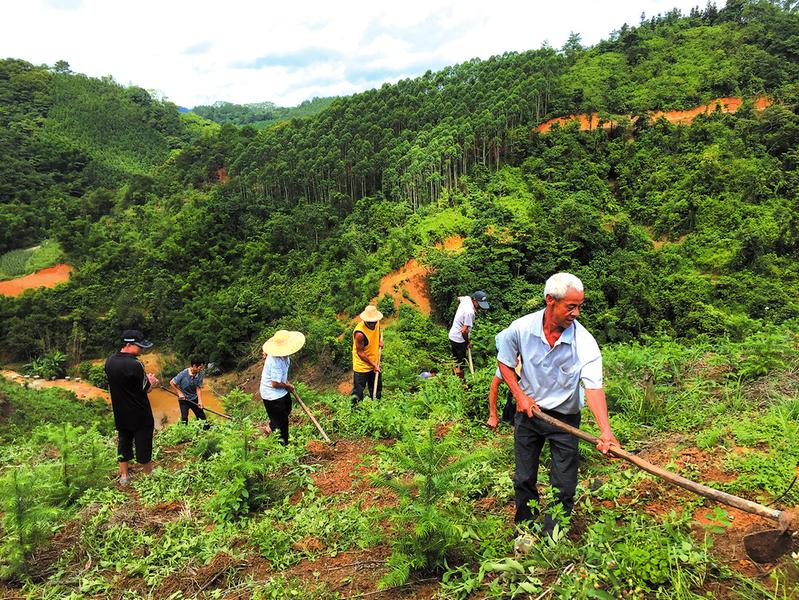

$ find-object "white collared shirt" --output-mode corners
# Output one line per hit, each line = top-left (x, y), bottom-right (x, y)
(448, 296), (475, 343)
(259, 355), (291, 401)
(496, 309), (602, 414)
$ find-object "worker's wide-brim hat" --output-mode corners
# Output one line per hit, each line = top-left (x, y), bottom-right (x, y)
(359, 305), (384, 322)
(262, 330), (306, 356)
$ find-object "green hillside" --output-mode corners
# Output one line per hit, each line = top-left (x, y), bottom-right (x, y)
(192, 96), (337, 129)
(1, 1), (799, 597)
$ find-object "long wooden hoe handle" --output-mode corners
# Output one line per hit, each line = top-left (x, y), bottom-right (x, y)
(532, 408), (783, 523)
(292, 390), (333, 444)
(467, 346), (475, 377)
(159, 386), (233, 420)
(373, 347), (381, 399)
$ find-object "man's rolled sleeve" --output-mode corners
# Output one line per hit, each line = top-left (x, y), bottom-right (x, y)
(580, 355), (603, 389)
(496, 327), (520, 370)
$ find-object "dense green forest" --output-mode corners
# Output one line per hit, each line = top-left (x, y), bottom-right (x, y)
(191, 97), (337, 129)
(1, 0), (797, 371)
(2, 0), (799, 597)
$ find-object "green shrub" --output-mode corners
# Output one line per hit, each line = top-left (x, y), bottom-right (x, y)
(0, 466), (62, 579)
(76, 361), (109, 389)
(376, 292), (395, 318)
(24, 351), (67, 380)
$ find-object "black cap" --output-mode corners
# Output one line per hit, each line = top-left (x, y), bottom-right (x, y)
(122, 329), (153, 349)
(473, 290), (490, 309)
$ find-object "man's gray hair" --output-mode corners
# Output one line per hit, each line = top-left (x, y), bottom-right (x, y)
(544, 272), (584, 299)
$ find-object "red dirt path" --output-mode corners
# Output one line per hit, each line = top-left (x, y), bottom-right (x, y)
(0, 263), (73, 297)
(536, 96), (772, 134)
(374, 235), (464, 317)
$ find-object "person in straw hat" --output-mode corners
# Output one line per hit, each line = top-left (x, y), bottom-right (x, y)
(351, 304), (384, 406)
(259, 330), (305, 445)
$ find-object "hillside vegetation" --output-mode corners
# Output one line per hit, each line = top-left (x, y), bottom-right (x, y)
(192, 97), (337, 129)
(1, 1), (799, 596)
(1, 1), (798, 370)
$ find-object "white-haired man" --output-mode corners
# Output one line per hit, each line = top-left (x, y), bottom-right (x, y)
(497, 272), (618, 536)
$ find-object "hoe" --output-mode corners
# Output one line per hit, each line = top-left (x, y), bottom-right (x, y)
(534, 408), (799, 563)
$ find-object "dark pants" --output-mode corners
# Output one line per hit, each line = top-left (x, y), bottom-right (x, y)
(117, 427), (154, 464)
(179, 398), (207, 424)
(263, 393), (292, 445)
(351, 370), (382, 404)
(514, 409), (581, 531)
(450, 340), (468, 367)
(501, 391), (515, 424)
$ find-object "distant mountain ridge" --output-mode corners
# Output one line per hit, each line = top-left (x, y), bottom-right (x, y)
(191, 96), (337, 128)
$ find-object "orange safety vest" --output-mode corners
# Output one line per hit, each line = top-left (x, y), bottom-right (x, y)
(352, 321), (380, 373)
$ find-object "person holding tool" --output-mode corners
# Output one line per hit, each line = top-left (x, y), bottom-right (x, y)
(487, 329), (518, 431)
(448, 291), (489, 379)
(497, 273), (618, 537)
(350, 304), (383, 406)
(259, 330), (305, 445)
(169, 357), (207, 425)
(104, 329), (159, 486)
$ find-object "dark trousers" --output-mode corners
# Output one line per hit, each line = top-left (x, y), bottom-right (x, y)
(179, 398), (207, 424)
(513, 409), (581, 530)
(351, 370), (382, 404)
(450, 340), (468, 367)
(117, 427), (154, 464)
(501, 391), (515, 424)
(263, 393), (292, 445)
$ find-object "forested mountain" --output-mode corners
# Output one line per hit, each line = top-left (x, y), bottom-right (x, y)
(0, 0), (798, 372)
(3, 2), (799, 597)
(0, 59), (193, 253)
(192, 97), (337, 128)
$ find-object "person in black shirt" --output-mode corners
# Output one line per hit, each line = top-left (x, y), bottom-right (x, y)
(104, 330), (159, 485)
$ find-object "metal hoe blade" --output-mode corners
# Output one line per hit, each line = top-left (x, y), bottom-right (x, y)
(743, 529), (797, 564)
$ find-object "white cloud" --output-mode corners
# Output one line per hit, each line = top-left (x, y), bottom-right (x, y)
(0, 0), (710, 107)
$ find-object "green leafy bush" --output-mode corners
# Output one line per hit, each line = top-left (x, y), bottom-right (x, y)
(25, 351), (67, 380)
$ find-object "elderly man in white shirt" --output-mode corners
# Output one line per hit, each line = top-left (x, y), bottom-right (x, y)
(497, 272), (618, 535)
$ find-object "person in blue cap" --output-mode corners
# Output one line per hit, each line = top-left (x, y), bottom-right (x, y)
(447, 291), (489, 379)
(104, 329), (159, 486)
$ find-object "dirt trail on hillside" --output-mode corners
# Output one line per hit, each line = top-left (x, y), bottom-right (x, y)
(375, 235), (464, 316)
(334, 235), (464, 395)
(0, 264), (73, 297)
(1, 356), (224, 429)
(536, 96), (772, 134)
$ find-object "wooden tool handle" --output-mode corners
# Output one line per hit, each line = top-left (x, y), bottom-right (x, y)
(373, 348), (381, 398)
(531, 408), (782, 522)
(467, 347), (475, 376)
(292, 390), (333, 444)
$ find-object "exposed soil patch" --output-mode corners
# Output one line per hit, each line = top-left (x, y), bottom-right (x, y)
(1, 370), (109, 402)
(286, 546), (438, 599)
(374, 235), (464, 317)
(0, 263), (73, 297)
(155, 551), (248, 598)
(309, 439), (377, 496)
(537, 96), (772, 134)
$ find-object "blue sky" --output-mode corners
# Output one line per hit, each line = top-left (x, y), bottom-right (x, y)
(2, 0), (710, 108)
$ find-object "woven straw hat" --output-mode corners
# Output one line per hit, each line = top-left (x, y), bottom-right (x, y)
(262, 330), (306, 356)
(359, 305), (383, 322)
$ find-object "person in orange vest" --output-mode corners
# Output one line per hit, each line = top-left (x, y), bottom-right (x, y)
(351, 304), (384, 406)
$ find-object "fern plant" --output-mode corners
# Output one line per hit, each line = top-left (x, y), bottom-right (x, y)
(0, 466), (62, 579)
(374, 424), (483, 588)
